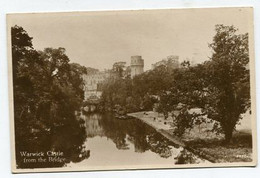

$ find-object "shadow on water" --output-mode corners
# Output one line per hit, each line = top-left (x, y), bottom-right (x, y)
(16, 112), (201, 169)
(15, 116), (89, 168)
(100, 113), (178, 157)
(82, 113), (202, 163)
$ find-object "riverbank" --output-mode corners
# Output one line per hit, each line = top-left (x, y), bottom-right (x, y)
(127, 111), (252, 163)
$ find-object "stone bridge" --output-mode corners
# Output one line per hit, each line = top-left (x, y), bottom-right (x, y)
(82, 96), (101, 113)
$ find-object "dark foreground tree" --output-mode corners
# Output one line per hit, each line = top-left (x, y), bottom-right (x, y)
(11, 25), (87, 168)
(205, 25), (250, 143)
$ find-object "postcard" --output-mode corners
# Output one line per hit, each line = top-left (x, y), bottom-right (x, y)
(7, 7), (256, 173)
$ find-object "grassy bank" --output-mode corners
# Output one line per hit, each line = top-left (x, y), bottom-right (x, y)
(128, 111), (252, 163)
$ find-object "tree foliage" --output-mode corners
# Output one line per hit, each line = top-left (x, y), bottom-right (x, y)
(11, 25), (87, 168)
(204, 25), (250, 142)
(171, 25), (250, 142)
(100, 24), (250, 144)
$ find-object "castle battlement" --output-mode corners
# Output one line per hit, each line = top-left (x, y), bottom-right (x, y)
(131, 56), (144, 66)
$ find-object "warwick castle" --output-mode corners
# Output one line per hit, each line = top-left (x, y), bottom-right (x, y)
(82, 55), (179, 100)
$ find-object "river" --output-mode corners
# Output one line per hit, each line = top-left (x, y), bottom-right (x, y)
(67, 113), (207, 169)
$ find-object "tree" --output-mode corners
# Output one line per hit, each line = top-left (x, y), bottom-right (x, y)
(172, 25), (250, 142)
(100, 75), (137, 112)
(157, 92), (173, 119)
(11, 25), (34, 80)
(205, 25), (250, 143)
(11, 26), (87, 168)
(160, 63), (207, 133)
(11, 25), (41, 153)
(112, 61), (126, 78)
(36, 48), (84, 125)
(142, 94), (156, 111)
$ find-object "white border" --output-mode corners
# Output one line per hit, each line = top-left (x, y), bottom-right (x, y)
(1, 0), (260, 178)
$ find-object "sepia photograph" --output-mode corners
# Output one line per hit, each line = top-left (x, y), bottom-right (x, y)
(7, 7), (256, 173)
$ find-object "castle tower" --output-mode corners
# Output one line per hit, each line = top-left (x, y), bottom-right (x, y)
(130, 56), (144, 78)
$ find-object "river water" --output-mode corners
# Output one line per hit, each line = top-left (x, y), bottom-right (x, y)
(68, 113), (206, 169)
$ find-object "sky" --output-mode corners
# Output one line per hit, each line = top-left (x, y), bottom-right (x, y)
(8, 7), (253, 71)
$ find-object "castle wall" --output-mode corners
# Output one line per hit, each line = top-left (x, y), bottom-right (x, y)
(82, 72), (110, 100)
(151, 55), (179, 69)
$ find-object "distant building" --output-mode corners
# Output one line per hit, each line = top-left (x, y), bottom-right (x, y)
(82, 71), (110, 100)
(125, 66), (131, 77)
(82, 55), (145, 99)
(131, 56), (144, 78)
(86, 67), (99, 75)
(152, 55), (179, 69)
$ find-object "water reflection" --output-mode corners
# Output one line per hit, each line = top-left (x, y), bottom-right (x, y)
(84, 114), (104, 138)
(69, 113), (205, 167)
(15, 117), (88, 168)
(83, 113), (177, 155)
(175, 149), (202, 164)
(16, 112), (205, 169)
